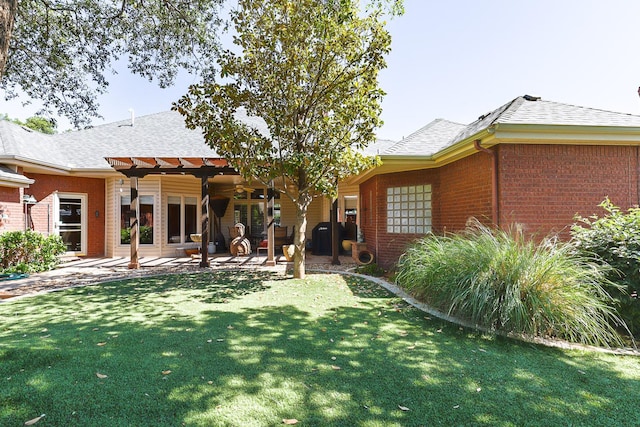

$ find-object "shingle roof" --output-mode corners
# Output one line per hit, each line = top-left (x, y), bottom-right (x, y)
(0, 109), (270, 171)
(3, 95), (640, 172)
(383, 119), (466, 156)
(392, 96), (640, 157)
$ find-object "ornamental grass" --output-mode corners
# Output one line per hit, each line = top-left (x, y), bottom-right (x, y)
(395, 221), (629, 347)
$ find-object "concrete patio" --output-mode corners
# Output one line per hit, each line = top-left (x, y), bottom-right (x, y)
(0, 252), (359, 298)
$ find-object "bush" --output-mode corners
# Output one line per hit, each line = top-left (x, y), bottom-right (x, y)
(0, 230), (66, 273)
(355, 263), (385, 277)
(571, 198), (640, 334)
(121, 226), (153, 244)
(395, 221), (627, 347)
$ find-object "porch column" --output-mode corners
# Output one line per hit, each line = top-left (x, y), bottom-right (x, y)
(128, 176), (140, 269)
(200, 175), (210, 268)
(331, 196), (340, 265)
(266, 184), (275, 266)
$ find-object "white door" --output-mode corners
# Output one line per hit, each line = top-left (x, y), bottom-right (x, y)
(55, 193), (87, 255)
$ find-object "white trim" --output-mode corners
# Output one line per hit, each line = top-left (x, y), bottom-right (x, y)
(54, 192), (88, 256)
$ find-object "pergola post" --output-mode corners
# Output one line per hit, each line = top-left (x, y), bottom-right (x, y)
(128, 176), (140, 269)
(200, 175), (210, 268)
(265, 184), (276, 266)
(331, 196), (340, 265)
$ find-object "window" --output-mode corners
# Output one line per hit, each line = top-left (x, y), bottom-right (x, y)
(167, 196), (198, 243)
(233, 188), (274, 241)
(386, 185), (431, 234)
(120, 195), (154, 244)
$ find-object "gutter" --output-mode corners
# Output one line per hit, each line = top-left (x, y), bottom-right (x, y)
(473, 139), (499, 226)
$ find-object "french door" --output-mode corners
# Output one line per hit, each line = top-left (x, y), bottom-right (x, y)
(55, 193), (87, 255)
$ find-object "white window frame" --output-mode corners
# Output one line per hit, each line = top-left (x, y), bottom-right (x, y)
(166, 194), (200, 244)
(54, 192), (88, 255)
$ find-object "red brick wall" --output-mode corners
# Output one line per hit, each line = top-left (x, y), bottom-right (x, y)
(439, 151), (493, 232)
(25, 173), (106, 256)
(499, 144), (639, 237)
(0, 190), (25, 232)
(360, 169), (440, 269)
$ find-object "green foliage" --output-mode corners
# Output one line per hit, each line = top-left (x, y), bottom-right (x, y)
(120, 226), (153, 244)
(0, 230), (65, 273)
(175, 0), (394, 277)
(3, 0), (224, 127)
(355, 262), (385, 277)
(395, 221), (628, 347)
(1, 113), (56, 134)
(571, 198), (640, 334)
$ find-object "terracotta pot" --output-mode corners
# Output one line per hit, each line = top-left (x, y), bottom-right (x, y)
(282, 244), (295, 261)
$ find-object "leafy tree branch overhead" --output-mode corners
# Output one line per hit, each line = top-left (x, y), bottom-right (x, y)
(0, 0), (225, 128)
(175, 0), (399, 278)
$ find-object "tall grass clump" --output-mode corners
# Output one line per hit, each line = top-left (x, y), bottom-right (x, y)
(395, 220), (629, 347)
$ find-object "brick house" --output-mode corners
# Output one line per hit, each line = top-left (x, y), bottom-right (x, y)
(2, 95), (640, 268)
(349, 95), (640, 268)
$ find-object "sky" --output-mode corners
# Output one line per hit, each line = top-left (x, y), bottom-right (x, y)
(4, 0), (640, 141)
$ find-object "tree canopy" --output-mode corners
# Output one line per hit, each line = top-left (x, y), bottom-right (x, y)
(175, 0), (395, 278)
(1, 113), (56, 133)
(0, 0), (225, 128)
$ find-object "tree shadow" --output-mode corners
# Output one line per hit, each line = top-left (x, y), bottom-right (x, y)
(1, 272), (639, 426)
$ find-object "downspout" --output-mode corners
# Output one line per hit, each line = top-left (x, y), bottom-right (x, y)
(473, 139), (499, 226)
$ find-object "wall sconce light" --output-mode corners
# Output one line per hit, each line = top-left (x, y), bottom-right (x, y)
(22, 195), (37, 204)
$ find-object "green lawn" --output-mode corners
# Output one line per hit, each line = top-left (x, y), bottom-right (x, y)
(1, 271), (639, 426)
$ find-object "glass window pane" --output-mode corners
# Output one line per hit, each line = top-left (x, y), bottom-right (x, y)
(120, 195), (130, 244)
(140, 196), (154, 244)
(167, 199), (181, 243)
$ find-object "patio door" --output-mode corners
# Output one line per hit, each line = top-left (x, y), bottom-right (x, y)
(55, 193), (87, 255)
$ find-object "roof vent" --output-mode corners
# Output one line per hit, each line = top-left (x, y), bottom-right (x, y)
(523, 95), (541, 101)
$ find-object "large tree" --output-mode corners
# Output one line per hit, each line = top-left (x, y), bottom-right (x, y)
(175, 0), (395, 278)
(0, 0), (224, 127)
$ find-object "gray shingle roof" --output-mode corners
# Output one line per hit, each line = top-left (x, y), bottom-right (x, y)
(3, 95), (640, 172)
(383, 119), (466, 156)
(0, 109), (270, 171)
(393, 96), (640, 158)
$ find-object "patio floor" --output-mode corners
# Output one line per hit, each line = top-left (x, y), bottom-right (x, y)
(0, 252), (359, 297)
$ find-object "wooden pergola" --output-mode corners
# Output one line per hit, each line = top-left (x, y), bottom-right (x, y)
(105, 157), (277, 268)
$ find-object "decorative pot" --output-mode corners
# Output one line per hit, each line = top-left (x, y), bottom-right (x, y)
(282, 244), (295, 261)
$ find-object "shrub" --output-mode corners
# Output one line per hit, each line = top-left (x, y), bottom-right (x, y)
(395, 221), (628, 347)
(121, 226), (153, 244)
(0, 230), (66, 273)
(355, 263), (385, 277)
(571, 198), (640, 334)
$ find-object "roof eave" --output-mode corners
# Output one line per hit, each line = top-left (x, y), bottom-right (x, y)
(491, 123), (640, 144)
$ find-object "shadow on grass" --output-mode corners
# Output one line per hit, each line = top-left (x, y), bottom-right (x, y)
(0, 272), (639, 426)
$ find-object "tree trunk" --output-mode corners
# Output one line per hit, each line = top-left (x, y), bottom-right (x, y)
(293, 202), (308, 279)
(0, 0), (17, 79)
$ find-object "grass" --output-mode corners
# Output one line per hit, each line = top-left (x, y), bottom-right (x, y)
(395, 222), (627, 347)
(0, 270), (639, 426)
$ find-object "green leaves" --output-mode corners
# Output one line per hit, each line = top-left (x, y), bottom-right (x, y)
(175, 0), (393, 277)
(177, 0), (390, 198)
(3, 0), (224, 127)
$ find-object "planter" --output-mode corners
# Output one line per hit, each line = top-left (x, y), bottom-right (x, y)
(282, 244), (295, 262)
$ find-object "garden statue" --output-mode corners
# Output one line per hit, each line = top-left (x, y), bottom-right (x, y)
(230, 223), (251, 256)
